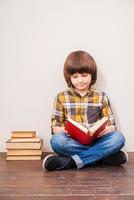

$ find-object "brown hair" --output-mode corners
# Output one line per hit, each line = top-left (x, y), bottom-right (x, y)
(63, 50), (97, 87)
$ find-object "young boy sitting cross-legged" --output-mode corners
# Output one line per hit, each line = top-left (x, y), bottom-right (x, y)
(43, 50), (128, 171)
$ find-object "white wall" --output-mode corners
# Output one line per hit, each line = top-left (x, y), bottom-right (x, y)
(0, 0), (134, 152)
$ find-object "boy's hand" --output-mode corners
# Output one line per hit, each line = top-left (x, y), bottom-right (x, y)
(97, 125), (115, 138)
(52, 126), (68, 134)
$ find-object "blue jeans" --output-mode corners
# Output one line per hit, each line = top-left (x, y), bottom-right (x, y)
(50, 131), (125, 169)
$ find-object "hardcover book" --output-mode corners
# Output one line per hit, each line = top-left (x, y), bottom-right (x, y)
(7, 149), (42, 156)
(11, 131), (36, 138)
(6, 139), (43, 149)
(6, 155), (41, 160)
(65, 117), (108, 145)
(10, 137), (40, 143)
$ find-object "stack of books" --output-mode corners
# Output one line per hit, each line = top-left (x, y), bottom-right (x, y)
(6, 131), (43, 160)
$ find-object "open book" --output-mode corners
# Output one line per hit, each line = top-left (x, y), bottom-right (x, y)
(65, 117), (108, 145)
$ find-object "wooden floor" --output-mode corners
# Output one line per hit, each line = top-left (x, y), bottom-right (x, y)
(0, 152), (134, 200)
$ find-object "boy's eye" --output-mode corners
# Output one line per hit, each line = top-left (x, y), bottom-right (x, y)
(81, 73), (88, 77)
(72, 74), (78, 78)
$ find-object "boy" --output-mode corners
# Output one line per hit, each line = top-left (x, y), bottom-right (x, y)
(43, 50), (128, 171)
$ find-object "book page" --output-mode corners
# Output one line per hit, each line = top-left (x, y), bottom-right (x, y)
(67, 118), (88, 133)
(89, 117), (108, 132)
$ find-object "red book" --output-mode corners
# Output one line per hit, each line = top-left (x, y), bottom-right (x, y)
(65, 117), (108, 145)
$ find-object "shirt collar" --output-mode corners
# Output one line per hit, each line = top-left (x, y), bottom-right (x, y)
(69, 86), (93, 97)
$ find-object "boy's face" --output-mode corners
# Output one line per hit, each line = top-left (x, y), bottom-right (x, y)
(70, 72), (91, 92)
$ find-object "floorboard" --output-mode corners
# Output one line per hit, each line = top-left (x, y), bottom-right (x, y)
(0, 152), (133, 200)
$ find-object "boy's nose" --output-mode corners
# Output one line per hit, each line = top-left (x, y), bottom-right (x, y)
(78, 77), (83, 82)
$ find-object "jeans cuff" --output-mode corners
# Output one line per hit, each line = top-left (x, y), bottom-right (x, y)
(71, 155), (84, 169)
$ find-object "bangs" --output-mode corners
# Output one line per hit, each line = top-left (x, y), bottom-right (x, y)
(65, 51), (94, 75)
(67, 65), (90, 75)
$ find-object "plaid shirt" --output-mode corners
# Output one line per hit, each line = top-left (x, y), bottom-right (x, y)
(51, 87), (116, 130)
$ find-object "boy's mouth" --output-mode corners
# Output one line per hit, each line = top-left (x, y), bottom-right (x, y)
(77, 84), (86, 86)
